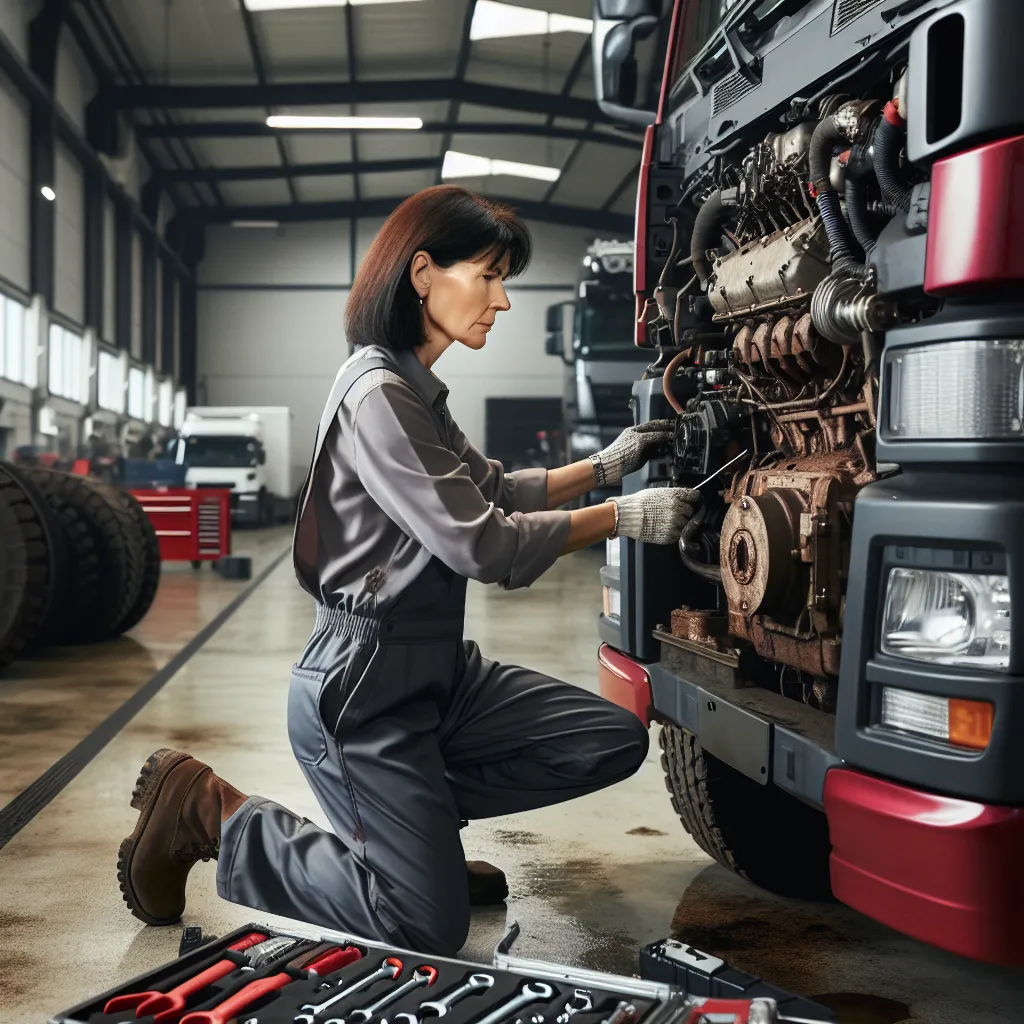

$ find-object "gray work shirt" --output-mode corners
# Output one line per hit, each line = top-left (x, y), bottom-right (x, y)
(294, 345), (572, 612)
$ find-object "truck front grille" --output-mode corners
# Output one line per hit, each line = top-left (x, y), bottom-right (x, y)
(196, 482), (235, 490)
(832, 0), (885, 34)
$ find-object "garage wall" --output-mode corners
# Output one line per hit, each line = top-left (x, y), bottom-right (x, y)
(0, 71), (30, 293)
(197, 218), (592, 483)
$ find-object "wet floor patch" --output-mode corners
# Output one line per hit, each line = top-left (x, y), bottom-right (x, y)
(491, 829), (542, 846)
(811, 993), (914, 1024)
(626, 827), (666, 837)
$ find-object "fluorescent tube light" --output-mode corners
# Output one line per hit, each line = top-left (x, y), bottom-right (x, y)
(231, 220), (281, 229)
(244, 0), (425, 10)
(266, 115), (423, 130)
(41, 186), (56, 201)
(470, 0), (592, 41)
(443, 150), (560, 182)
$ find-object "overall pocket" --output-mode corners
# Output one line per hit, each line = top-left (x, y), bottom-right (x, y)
(287, 665), (330, 767)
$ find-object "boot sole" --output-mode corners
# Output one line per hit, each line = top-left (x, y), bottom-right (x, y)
(117, 748), (194, 926)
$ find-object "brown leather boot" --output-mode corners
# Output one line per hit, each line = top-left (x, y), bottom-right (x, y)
(467, 860), (508, 905)
(117, 748), (247, 925)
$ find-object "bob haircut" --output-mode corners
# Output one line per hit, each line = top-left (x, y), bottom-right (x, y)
(346, 185), (531, 352)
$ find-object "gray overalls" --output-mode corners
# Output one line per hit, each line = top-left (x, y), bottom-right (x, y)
(216, 346), (649, 956)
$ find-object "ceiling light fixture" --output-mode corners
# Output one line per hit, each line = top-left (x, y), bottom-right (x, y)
(243, 0), (425, 11)
(40, 186), (56, 201)
(266, 114), (423, 130)
(470, 0), (592, 41)
(442, 150), (560, 182)
(231, 220), (282, 228)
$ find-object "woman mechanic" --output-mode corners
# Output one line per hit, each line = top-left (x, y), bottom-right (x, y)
(117, 186), (701, 956)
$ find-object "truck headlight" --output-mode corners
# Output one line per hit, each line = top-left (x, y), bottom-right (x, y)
(571, 431), (603, 455)
(881, 567), (1011, 670)
(879, 687), (994, 750)
(887, 338), (1024, 439)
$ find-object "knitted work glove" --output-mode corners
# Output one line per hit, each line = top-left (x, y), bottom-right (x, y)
(609, 487), (702, 545)
(589, 420), (675, 487)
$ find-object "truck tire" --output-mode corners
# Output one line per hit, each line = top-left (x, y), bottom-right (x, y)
(0, 464), (64, 666)
(86, 482), (161, 634)
(23, 469), (145, 643)
(659, 723), (833, 899)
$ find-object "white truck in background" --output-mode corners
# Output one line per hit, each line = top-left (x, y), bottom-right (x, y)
(175, 406), (294, 525)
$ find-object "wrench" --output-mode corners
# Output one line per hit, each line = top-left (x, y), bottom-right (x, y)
(472, 981), (555, 1024)
(294, 958), (404, 1024)
(555, 990), (595, 1024)
(324, 966), (439, 1024)
(396, 973), (496, 1023)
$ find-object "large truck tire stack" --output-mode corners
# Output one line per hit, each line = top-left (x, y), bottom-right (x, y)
(0, 465), (161, 666)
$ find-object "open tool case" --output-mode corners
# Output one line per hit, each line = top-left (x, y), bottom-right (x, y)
(50, 922), (835, 1024)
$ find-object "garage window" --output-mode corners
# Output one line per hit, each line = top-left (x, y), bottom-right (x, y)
(157, 378), (173, 427)
(48, 322), (88, 404)
(0, 292), (34, 386)
(97, 347), (125, 413)
(173, 387), (187, 429)
(127, 364), (145, 420)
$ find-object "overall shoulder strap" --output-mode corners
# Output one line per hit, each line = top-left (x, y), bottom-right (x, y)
(292, 347), (401, 595)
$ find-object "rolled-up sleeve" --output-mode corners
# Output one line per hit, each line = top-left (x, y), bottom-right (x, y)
(352, 381), (570, 589)
(445, 411), (550, 514)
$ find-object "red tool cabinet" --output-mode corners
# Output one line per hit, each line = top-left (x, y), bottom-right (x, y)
(129, 488), (232, 565)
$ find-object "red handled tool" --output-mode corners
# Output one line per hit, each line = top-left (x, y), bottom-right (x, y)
(103, 933), (268, 1021)
(178, 945), (362, 1024)
(684, 998), (776, 1024)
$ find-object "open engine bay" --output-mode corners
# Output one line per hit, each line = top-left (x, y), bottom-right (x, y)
(633, 0), (951, 711)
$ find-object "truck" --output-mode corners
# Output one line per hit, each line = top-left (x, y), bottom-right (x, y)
(175, 406), (293, 525)
(591, 0), (1024, 967)
(545, 240), (652, 506)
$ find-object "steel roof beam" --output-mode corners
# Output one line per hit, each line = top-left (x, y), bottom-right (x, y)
(186, 196), (632, 234)
(98, 79), (614, 123)
(155, 156), (441, 184)
(136, 119), (642, 150)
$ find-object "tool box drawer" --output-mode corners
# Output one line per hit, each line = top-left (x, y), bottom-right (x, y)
(50, 921), (833, 1024)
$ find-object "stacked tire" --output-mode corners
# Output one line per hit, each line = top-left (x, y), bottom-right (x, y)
(0, 465), (161, 666)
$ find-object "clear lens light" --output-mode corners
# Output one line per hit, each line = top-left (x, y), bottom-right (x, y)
(881, 688), (948, 741)
(888, 339), (1024, 439)
(882, 568), (1012, 670)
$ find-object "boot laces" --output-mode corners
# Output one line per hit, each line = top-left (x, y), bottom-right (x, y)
(175, 836), (220, 863)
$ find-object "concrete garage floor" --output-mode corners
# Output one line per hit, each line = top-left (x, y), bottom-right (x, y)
(2, 538), (1024, 1022)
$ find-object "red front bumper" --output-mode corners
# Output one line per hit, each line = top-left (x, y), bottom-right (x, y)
(824, 768), (1024, 965)
(598, 645), (1024, 964)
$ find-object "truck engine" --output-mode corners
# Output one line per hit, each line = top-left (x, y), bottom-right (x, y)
(646, 71), (931, 710)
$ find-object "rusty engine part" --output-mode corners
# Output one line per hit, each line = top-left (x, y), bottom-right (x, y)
(715, 446), (873, 677)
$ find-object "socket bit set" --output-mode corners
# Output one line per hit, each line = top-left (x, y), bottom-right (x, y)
(50, 922), (833, 1024)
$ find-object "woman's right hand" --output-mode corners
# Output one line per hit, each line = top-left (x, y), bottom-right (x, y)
(609, 487), (702, 545)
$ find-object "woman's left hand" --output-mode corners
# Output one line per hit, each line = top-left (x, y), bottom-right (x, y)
(589, 420), (676, 487)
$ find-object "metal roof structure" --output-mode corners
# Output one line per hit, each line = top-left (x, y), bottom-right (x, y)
(68, 0), (666, 233)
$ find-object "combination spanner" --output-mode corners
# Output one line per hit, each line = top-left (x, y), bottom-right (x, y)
(555, 989), (595, 1024)
(472, 980), (555, 1024)
(294, 957), (403, 1024)
(324, 965), (439, 1024)
(393, 973), (495, 1023)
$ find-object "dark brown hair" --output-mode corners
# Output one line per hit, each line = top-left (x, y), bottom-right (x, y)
(345, 185), (531, 351)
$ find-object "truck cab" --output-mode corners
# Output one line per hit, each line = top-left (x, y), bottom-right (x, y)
(546, 240), (650, 504)
(175, 413), (271, 525)
(592, 0), (1024, 967)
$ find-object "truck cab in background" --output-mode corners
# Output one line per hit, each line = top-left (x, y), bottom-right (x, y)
(546, 240), (650, 506)
(592, 0), (1024, 967)
(175, 407), (293, 526)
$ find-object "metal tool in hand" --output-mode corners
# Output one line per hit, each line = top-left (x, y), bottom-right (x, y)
(555, 989), (595, 1024)
(394, 972), (496, 1023)
(472, 980), (555, 1024)
(294, 958), (404, 1024)
(695, 449), (749, 490)
(324, 965), (439, 1024)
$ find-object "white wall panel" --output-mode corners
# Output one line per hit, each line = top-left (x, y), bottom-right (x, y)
(103, 198), (116, 344)
(0, 2), (34, 60)
(201, 222), (352, 286)
(54, 143), (85, 323)
(56, 34), (97, 134)
(0, 73), (30, 291)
